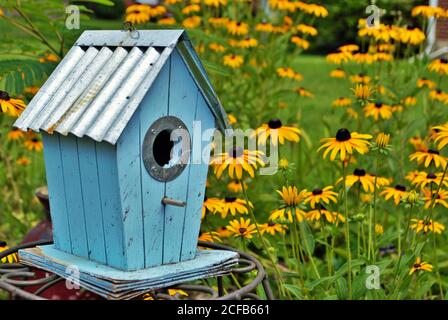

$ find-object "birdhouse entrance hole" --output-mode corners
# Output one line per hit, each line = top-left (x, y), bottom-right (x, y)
(143, 116), (190, 182)
(153, 129), (174, 167)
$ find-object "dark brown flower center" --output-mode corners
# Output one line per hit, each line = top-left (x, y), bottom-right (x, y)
(268, 118), (283, 129)
(32, 138), (39, 143)
(441, 58), (448, 64)
(0, 90), (10, 101)
(436, 89), (442, 94)
(225, 197), (236, 203)
(413, 263), (421, 268)
(312, 188), (323, 195)
(427, 173), (437, 179)
(0, 241), (6, 247)
(406, 25), (415, 30)
(395, 185), (406, 192)
(336, 128), (351, 142)
(354, 168), (366, 176)
(428, 149), (440, 155)
(268, 221), (276, 227)
(239, 227), (247, 234)
(375, 102), (383, 108)
(230, 147), (244, 158)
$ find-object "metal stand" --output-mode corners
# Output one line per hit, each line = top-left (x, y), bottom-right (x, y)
(0, 240), (274, 300)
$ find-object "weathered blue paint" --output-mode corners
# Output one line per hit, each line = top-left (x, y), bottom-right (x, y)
(96, 142), (126, 269)
(59, 134), (89, 258)
(139, 61), (170, 268)
(117, 109), (145, 271)
(77, 137), (107, 264)
(164, 49), (199, 264)
(40, 42), (222, 273)
(181, 93), (215, 260)
(42, 133), (71, 253)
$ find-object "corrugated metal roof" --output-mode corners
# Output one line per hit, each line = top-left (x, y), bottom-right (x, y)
(14, 30), (230, 145)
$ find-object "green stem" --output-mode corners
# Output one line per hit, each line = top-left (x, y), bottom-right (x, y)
(342, 160), (352, 300)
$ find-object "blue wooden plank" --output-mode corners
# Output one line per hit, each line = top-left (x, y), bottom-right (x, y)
(139, 60), (170, 268)
(42, 133), (71, 253)
(59, 134), (89, 258)
(117, 109), (145, 271)
(96, 142), (126, 269)
(164, 49), (199, 264)
(181, 94), (216, 260)
(77, 137), (107, 264)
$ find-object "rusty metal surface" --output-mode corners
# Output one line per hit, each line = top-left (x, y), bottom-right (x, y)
(13, 30), (231, 143)
(0, 240), (274, 300)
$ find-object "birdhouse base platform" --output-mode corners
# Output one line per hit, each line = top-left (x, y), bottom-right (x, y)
(18, 245), (239, 300)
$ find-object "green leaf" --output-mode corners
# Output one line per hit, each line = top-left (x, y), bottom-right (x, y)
(352, 272), (369, 300)
(73, 0), (115, 6)
(335, 277), (348, 300)
(299, 221), (315, 255)
(283, 284), (304, 299)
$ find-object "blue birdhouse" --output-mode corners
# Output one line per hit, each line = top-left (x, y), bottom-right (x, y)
(15, 30), (238, 298)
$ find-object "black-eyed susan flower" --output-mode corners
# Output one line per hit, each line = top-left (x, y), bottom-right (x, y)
(330, 68), (346, 78)
(346, 107), (359, 119)
(429, 89), (448, 104)
(411, 171), (448, 189)
(254, 119), (301, 146)
(363, 102), (393, 121)
(338, 44), (359, 53)
(352, 84), (373, 101)
(409, 136), (427, 151)
(216, 226), (231, 238)
(412, 5), (445, 18)
(291, 36), (310, 50)
(237, 38), (258, 49)
(278, 158), (289, 170)
(226, 20), (249, 36)
(7, 128), (25, 141)
(350, 73), (371, 84)
(410, 149), (447, 168)
(182, 15), (201, 28)
(220, 197), (253, 218)
(0, 241), (18, 263)
(326, 52), (352, 64)
(406, 170), (421, 183)
(223, 54), (244, 68)
(167, 289), (189, 297)
(410, 219), (445, 234)
(24, 137), (43, 152)
(227, 218), (257, 239)
(409, 257), (433, 275)
(269, 186), (307, 223)
(150, 5), (167, 18)
(210, 147), (265, 179)
(227, 180), (246, 193)
(295, 87), (313, 97)
(198, 231), (222, 243)
(332, 97), (352, 107)
(423, 189), (448, 208)
(125, 4), (150, 24)
(182, 4), (201, 15)
(227, 113), (237, 125)
(369, 173), (392, 187)
(374, 132), (391, 149)
(399, 26), (425, 45)
(298, 2), (328, 17)
(204, 0), (227, 7)
(16, 156), (31, 166)
(259, 221), (287, 236)
(380, 185), (408, 205)
(277, 67), (298, 79)
(417, 78), (436, 89)
(208, 17), (229, 28)
(255, 21), (274, 33)
(306, 205), (345, 224)
(0, 91), (26, 117)
(202, 197), (224, 218)
(429, 58), (448, 75)
(433, 123), (448, 150)
(337, 168), (375, 192)
(318, 129), (372, 161)
(209, 42), (227, 53)
(296, 24), (317, 36)
(304, 186), (338, 209)
(158, 17), (176, 25)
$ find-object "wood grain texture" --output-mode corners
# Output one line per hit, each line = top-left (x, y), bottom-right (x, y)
(164, 49), (199, 264)
(117, 108), (145, 270)
(181, 93), (215, 260)
(77, 137), (107, 264)
(139, 60), (171, 267)
(59, 134), (89, 258)
(42, 133), (71, 253)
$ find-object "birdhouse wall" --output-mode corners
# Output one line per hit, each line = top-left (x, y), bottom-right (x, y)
(42, 47), (216, 272)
